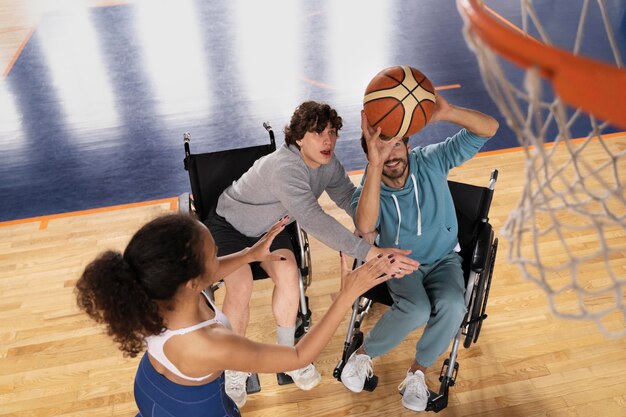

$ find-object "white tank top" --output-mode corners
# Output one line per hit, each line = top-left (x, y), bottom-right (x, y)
(145, 290), (231, 382)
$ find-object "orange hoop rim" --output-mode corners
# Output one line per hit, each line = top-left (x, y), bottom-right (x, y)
(458, 0), (626, 129)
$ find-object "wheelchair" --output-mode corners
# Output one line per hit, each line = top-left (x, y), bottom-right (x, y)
(180, 122), (313, 392)
(333, 170), (499, 412)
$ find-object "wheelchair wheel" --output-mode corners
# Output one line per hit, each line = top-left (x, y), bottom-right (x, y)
(295, 296), (312, 341)
(463, 238), (497, 348)
(463, 276), (485, 348)
(299, 228), (312, 289)
(472, 238), (497, 343)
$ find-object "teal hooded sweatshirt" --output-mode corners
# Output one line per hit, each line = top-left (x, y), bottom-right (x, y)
(352, 128), (490, 265)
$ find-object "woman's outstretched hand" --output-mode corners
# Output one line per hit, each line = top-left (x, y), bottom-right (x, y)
(247, 216), (291, 262)
(340, 252), (399, 300)
(366, 247), (420, 278)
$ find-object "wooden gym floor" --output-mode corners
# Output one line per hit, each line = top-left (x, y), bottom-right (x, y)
(1, 1), (625, 416)
(3, 146), (626, 416)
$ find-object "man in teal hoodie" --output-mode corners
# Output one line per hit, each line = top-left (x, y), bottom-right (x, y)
(340, 93), (499, 412)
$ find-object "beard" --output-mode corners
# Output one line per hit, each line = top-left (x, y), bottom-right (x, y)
(382, 155), (409, 180)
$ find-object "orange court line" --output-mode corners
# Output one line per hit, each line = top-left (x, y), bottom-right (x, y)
(435, 84), (461, 91)
(2, 27), (35, 78)
(347, 130), (626, 173)
(93, 0), (135, 8)
(300, 76), (334, 90)
(0, 197), (178, 230)
(4, 128), (623, 229)
(474, 130), (626, 158)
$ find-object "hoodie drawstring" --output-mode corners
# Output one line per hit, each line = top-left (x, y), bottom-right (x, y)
(410, 174), (422, 236)
(391, 194), (401, 246)
(390, 174), (422, 244)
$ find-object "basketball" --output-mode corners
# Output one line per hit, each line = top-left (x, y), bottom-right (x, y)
(363, 65), (436, 138)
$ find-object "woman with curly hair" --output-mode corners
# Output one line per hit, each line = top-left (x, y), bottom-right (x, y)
(206, 101), (419, 406)
(76, 213), (399, 417)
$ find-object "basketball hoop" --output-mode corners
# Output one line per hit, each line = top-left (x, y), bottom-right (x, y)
(458, 0), (626, 337)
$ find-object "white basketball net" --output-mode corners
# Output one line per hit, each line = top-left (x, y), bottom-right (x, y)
(461, 0), (626, 337)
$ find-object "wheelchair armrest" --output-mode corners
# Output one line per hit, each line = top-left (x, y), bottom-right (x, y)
(470, 223), (493, 273)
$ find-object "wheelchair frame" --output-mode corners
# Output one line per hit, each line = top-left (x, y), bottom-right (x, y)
(181, 123), (313, 390)
(333, 170), (499, 412)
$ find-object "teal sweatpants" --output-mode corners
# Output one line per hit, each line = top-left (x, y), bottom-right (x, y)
(363, 252), (466, 368)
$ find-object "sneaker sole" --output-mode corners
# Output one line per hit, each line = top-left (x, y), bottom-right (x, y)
(227, 396), (246, 409)
(401, 399), (427, 412)
(340, 376), (365, 393)
(290, 375), (322, 391)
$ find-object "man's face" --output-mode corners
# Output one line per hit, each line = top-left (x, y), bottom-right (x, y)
(381, 140), (410, 181)
(297, 123), (338, 169)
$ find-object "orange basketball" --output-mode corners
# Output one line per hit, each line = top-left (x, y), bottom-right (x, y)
(363, 65), (436, 138)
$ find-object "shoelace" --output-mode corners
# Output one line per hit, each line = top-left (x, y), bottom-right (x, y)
(296, 364), (314, 378)
(346, 354), (373, 379)
(226, 371), (249, 392)
(397, 373), (428, 398)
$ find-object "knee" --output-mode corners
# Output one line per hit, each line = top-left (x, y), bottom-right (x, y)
(223, 269), (253, 298)
(434, 293), (466, 321)
(270, 258), (299, 286)
(399, 302), (432, 330)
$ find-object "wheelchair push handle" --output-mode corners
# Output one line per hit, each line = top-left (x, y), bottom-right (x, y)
(489, 169), (498, 190)
(480, 169), (498, 223)
(263, 122), (276, 149)
(183, 132), (191, 159)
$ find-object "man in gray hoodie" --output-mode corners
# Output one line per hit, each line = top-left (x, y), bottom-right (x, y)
(206, 101), (419, 408)
(340, 93), (498, 412)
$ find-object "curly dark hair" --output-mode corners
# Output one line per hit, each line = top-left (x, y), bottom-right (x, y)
(75, 214), (206, 357)
(284, 101), (343, 149)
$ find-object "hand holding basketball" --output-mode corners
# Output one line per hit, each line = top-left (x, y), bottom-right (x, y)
(361, 111), (404, 167)
(363, 65), (436, 138)
(428, 92), (452, 123)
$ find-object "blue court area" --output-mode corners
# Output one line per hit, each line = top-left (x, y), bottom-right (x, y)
(0, 0), (624, 222)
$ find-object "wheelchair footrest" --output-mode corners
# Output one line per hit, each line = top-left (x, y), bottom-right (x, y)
(333, 360), (344, 380)
(246, 373), (261, 394)
(276, 372), (294, 386)
(426, 389), (448, 413)
(363, 375), (379, 392)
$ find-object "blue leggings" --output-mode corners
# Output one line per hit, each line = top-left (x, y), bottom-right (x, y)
(363, 252), (466, 368)
(134, 354), (240, 417)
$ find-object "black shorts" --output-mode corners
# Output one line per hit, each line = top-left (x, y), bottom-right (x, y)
(205, 213), (294, 257)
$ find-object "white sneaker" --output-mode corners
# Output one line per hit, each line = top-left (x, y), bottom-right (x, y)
(225, 370), (250, 408)
(286, 363), (322, 390)
(398, 370), (430, 411)
(340, 351), (373, 393)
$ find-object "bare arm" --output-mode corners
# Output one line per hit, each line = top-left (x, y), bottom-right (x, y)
(429, 93), (499, 138)
(193, 253), (396, 374)
(354, 111), (404, 234)
(353, 113), (420, 273)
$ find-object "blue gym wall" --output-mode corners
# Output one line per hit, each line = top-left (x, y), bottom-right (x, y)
(1, 0), (624, 222)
